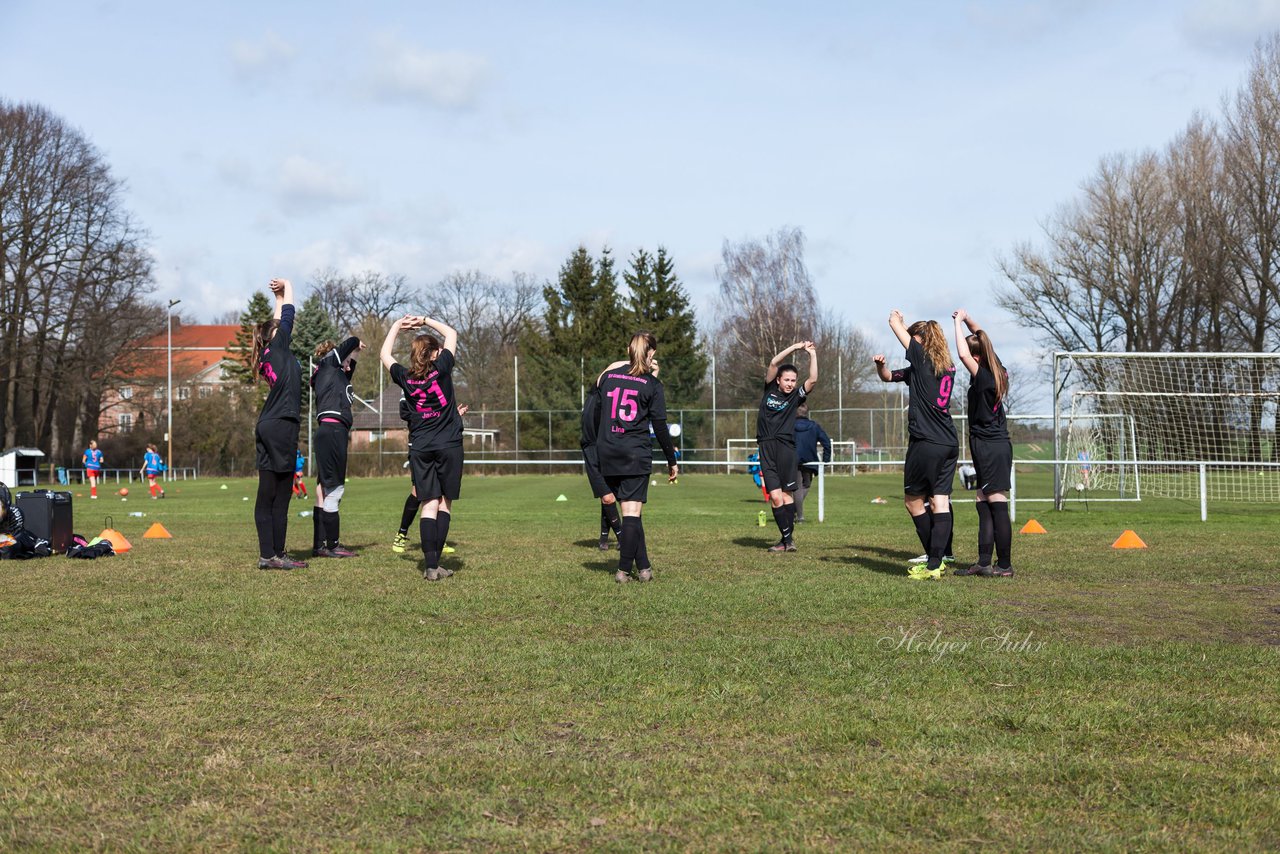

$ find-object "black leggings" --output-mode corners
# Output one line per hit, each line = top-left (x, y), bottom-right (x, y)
(255, 470), (294, 559)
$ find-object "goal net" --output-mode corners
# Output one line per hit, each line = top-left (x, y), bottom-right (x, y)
(1053, 352), (1280, 502)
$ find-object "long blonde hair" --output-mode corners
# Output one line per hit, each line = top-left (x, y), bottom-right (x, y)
(907, 320), (953, 376)
(627, 331), (657, 376)
(250, 319), (280, 382)
(966, 330), (1009, 402)
(409, 334), (442, 380)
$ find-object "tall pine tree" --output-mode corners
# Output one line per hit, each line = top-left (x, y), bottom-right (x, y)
(625, 246), (707, 407)
(227, 291), (273, 385)
(291, 292), (340, 370)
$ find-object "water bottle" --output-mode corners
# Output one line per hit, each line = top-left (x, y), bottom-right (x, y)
(299, 510), (312, 517)
(757, 509), (767, 527)
(127, 512), (145, 517)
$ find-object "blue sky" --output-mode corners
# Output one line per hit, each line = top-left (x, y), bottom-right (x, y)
(3, 0), (1278, 383)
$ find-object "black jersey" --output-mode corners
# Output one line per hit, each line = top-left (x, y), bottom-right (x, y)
(310, 336), (360, 428)
(390, 348), (462, 451)
(756, 378), (808, 444)
(580, 385), (603, 449)
(966, 362), (1009, 442)
(258, 304), (302, 423)
(889, 339), (958, 445)
(595, 369), (677, 476)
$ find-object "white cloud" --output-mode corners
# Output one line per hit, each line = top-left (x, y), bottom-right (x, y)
(367, 34), (491, 109)
(230, 30), (298, 82)
(275, 154), (364, 211)
(1182, 0), (1280, 55)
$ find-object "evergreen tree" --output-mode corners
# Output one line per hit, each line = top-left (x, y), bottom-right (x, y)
(626, 246), (707, 407)
(227, 291), (273, 385)
(291, 292), (340, 370)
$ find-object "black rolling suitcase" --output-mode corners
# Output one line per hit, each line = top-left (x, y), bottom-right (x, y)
(16, 490), (74, 554)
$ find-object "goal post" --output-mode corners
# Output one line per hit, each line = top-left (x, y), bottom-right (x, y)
(1052, 351), (1280, 508)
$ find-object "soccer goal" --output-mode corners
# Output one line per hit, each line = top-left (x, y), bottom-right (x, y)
(1052, 352), (1280, 507)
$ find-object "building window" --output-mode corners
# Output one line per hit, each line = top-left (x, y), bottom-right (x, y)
(120, 386), (133, 400)
(178, 386), (191, 401)
(198, 385), (212, 399)
(153, 387), (164, 399)
(119, 413), (133, 433)
(369, 431), (386, 442)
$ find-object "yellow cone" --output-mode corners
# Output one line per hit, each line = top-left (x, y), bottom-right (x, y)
(143, 522), (172, 539)
(1020, 519), (1047, 534)
(1112, 529), (1147, 549)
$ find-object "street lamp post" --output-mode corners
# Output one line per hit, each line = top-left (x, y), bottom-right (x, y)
(167, 299), (181, 481)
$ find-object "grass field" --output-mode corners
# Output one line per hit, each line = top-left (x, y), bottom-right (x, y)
(2, 472), (1279, 851)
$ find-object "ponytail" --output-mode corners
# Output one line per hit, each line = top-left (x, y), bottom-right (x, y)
(966, 331), (1009, 402)
(249, 319), (280, 383)
(627, 330), (657, 376)
(409, 334), (442, 380)
(907, 320), (953, 376)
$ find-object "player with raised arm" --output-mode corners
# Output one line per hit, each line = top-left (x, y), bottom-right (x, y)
(251, 278), (306, 569)
(873, 311), (958, 579)
(594, 331), (679, 583)
(310, 335), (364, 558)
(756, 341), (818, 552)
(952, 309), (1014, 578)
(382, 315), (463, 581)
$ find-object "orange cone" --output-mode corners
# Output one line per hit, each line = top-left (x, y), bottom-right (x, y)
(1112, 530), (1147, 549)
(143, 522), (172, 539)
(1020, 519), (1047, 534)
(98, 527), (132, 553)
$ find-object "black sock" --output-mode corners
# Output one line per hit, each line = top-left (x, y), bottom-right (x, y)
(634, 516), (649, 570)
(784, 503), (797, 543)
(419, 517), (439, 569)
(990, 502), (1012, 569)
(312, 511), (323, 551)
(399, 494), (418, 534)
(323, 510), (340, 549)
(619, 516), (641, 572)
(928, 512), (952, 569)
(911, 512), (932, 555)
(436, 511), (451, 554)
(975, 502), (994, 566)
(772, 506), (791, 542)
(599, 504), (611, 539)
(603, 502), (622, 537)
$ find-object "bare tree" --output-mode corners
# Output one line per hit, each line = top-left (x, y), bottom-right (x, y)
(0, 100), (156, 458)
(713, 226), (821, 405)
(420, 269), (539, 410)
(307, 267), (416, 330)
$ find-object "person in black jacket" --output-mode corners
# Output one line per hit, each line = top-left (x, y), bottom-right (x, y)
(309, 335), (363, 558)
(793, 404), (831, 523)
(593, 331), (679, 583)
(250, 278), (306, 570)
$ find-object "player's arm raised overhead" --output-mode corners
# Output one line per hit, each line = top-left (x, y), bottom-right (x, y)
(765, 342), (806, 384)
(380, 315), (423, 371)
(888, 309), (911, 349)
(419, 317), (458, 355)
(802, 341), (818, 393)
(269, 278), (293, 320)
(952, 310), (980, 377)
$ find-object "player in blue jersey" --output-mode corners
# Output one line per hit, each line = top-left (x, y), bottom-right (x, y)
(83, 440), (104, 499)
(140, 444), (165, 500)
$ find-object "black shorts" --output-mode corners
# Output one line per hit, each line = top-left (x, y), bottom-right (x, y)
(605, 473), (649, 503)
(582, 446), (612, 499)
(971, 438), (1013, 494)
(758, 439), (799, 493)
(409, 444), (463, 501)
(256, 417), (300, 473)
(314, 421), (350, 491)
(903, 438), (959, 496)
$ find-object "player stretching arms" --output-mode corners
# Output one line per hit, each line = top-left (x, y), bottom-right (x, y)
(756, 341), (818, 552)
(310, 335), (363, 558)
(952, 310), (1014, 578)
(874, 311), (958, 579)
(251, 278), (305, 570)
(382, 315), (462, 582)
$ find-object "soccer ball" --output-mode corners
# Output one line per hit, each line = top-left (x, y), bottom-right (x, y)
(1075, 483), (1085, 492)
(119, 487), (129, 497)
